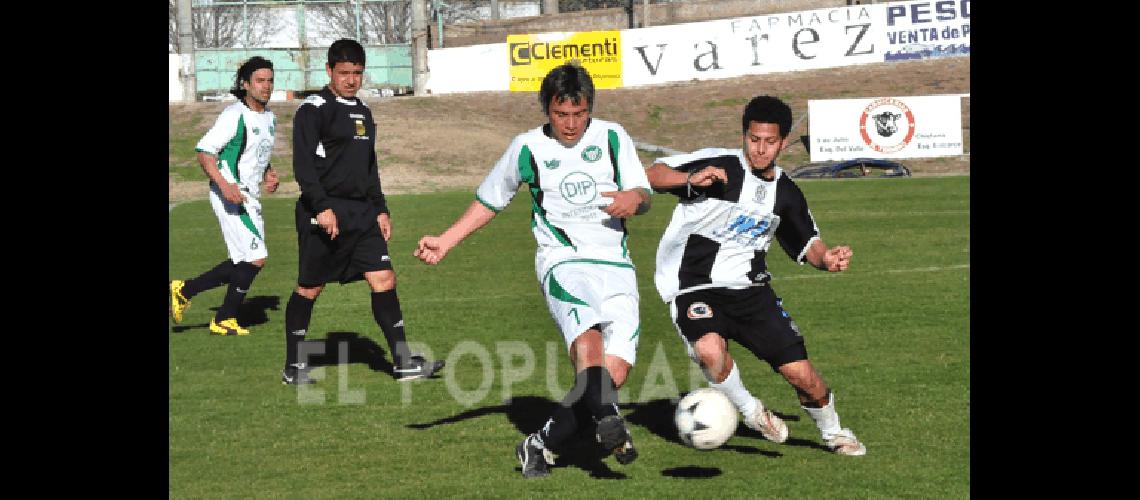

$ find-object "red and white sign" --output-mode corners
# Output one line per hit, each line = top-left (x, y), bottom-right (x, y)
(808, 94), (963, 161)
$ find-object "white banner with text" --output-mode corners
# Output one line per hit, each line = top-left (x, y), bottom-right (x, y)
(423, 0), (970, 94)
(808, 94), (964, 161)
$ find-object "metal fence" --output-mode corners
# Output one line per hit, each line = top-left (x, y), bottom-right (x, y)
(171, 0), (417, 94)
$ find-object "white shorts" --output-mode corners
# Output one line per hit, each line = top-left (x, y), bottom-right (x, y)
(208, 185), (267, 264)
(541, 260), (640, 366)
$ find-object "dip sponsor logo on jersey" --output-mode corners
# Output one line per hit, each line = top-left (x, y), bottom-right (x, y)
(560, 172), (598, 205)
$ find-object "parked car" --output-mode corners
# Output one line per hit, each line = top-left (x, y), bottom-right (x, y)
(789, 158), (911, 179)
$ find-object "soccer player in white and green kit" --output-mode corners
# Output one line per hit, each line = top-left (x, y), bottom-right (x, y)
(415, 63), (651, 479)
(169, 56), (279, 336)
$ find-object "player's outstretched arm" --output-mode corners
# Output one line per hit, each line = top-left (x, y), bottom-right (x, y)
(646, 163), (726, 191)
(414, 201), (498, 265)
(804, 239), (853, 272)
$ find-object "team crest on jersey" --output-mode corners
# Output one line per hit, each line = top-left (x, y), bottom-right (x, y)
(354, 119), (365, 137)
(269, 125), (275, 135)
(257, 139), (272, 164)
(753, 184), (768, 204)
(544, 159), (561, 170)
(252, 127), (260, 135)
(687, 302), (713, 319)
(581, 145), (603, 162)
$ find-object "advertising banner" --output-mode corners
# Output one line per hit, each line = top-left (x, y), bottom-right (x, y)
(808, 95), (964, 161)
(621, 4), (884, 87)
(507, 31), (622, 91)
(882, 0), (971, 62)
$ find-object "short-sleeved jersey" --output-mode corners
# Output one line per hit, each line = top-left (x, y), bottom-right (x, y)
(653, 148), (820, 302)
(195, 101), (276, 198)
(475, 118), (651, 278)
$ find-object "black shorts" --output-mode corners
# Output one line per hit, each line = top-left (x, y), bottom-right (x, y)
(295, 198), (392, 287)
(671, 286), (808, 371)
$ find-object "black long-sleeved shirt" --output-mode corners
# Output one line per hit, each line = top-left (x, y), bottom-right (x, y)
(292, 86), (388, 216)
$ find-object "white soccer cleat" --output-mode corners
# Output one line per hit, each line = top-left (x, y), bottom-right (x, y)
(825, 428), (867, 456)
(744, 401), (789, 444)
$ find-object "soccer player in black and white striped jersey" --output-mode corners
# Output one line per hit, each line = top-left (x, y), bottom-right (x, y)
(646, 95), (866, 456)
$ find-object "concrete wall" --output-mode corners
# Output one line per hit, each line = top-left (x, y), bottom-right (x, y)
(435, 0), (848, 47)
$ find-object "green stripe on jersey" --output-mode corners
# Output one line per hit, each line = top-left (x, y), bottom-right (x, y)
(608, 129), (622, 190)
(608, 129), (629, 257)
(518, 145), (573, 248)
(217, 114), (247, 182)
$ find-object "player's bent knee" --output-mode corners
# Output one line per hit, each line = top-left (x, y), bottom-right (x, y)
(693, 333), (727, 365)
(296, 286), (323, 299)
(605, 357), (632, 387)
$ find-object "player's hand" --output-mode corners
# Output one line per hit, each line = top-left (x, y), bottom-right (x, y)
(220, 182), (244, 205)
(600, 190), (643, 218)
(377, 213), (392, 241)
(316, 208), (339, 240)
(689, 166), (727, 187)
(414, 236), (451, 265)
(264, 169), (279, 194)
(823, 245), (852, 272)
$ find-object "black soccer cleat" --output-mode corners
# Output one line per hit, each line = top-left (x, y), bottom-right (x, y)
(281, 363), (315, 385)
(596, 415), (638, 465)
(394, 354), (445, 381)
(515, 433), (550, 478)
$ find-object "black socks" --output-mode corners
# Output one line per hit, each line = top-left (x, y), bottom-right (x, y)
(371, 290), (413, 366)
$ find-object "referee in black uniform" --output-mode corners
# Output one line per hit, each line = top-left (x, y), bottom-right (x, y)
(281, 38), (443, 385)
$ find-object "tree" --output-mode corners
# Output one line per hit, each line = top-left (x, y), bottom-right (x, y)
(309, 1), (415, 45)
(433, 0), (488, 24)
(169, 0), (287, 52)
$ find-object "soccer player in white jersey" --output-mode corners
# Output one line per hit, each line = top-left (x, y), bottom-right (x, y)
(170, 56), (279, 336)
(645, 95), (867, 456)
(414, 63), (651, 478)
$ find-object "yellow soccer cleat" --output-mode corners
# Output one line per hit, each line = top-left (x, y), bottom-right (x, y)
(209, 318), (250, 336)
(170, 280), (191, 324)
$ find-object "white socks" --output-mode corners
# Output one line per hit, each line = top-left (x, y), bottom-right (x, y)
(802, 391), (843, 440)
(709, 363), (758, 417)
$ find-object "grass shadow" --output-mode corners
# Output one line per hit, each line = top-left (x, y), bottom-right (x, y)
(172, 295), (280, 333)
(171, 322), (209, 334)
(661, 465), (722, 478)
(236, 295), (280, 327)
(298, 331), (398, 379)
(406, 395), (627, 479)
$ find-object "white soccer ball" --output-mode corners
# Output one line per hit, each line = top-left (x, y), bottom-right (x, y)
(674, 387), (739, 450)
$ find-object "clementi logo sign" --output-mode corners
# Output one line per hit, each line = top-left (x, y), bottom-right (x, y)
(508, 31), (623, 92)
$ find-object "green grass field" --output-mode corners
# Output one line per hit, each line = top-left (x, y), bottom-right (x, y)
(169, 176), (969, 498)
